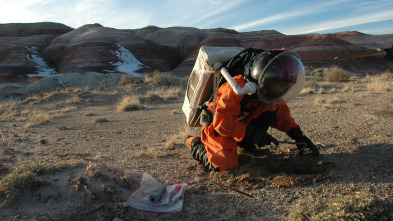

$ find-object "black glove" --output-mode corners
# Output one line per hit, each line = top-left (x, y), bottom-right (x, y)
(243, 124), (279, 147)
(295, 135), (319, 156)
(289, 128), (319, 156)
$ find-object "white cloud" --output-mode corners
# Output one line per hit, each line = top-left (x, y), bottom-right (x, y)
(188, 0), (246, 26)
(230, 0), (353, 31)
(284, 9), (393, 34)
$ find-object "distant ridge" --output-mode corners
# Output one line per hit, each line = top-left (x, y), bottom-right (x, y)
(0, 22), (392, 81)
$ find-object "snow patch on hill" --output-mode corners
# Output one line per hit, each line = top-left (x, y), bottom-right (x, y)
(25, 46), (57, 77)
(110, 44), (148, 77)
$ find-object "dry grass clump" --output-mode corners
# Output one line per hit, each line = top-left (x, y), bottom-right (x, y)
(314, 96), (344, 106)
(324, 66), (349, 82)
(83, 112), (95, 116)
(0, 101), (19, 120)
(25, 112), (50, 127)
(1, 88), (79, 124)
(0, 160), (80, 200)
(92, 117), (108, 123)
(23, 106), (77, 127)
(144, 70), (178, 86)
(118, 74), (143, 85)
(306, 67), (324, 77)
(367, 73), (392, 93)
(144, 85), (182, 101)
(21, 87), (84, 105)
(165, 124), (192, 148)
(116, 95), (142, 112)
(288, 191), (393, 221)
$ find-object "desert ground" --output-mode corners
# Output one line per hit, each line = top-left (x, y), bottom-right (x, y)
(0, 69), (392, 220)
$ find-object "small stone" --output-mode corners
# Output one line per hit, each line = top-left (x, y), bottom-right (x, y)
(39, 139), (47, 144)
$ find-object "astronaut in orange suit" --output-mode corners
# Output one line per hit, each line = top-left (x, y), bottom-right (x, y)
(187, 50), (319, 172)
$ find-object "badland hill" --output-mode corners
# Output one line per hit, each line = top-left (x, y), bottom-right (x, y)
(1, 22), (392, 81)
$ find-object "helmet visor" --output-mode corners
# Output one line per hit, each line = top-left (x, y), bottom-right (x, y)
(257, 52), (305, 104)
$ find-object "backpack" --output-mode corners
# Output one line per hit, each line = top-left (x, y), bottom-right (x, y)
(182, 46), (268, 127)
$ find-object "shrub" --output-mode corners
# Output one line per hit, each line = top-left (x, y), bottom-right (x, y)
(83, 112), (95, 116)
(144, 86), (182, 100)
(144, 70), (178, 86)
(116, 96), (141, 112)
(118, 74), (142, 85)
(288, 191), (393, 221)
(144, 70), (167, 85)
(324, 66), (349, 82)
(307, 68), (324, 77)
(0, 161), (79, 200)
(92, 117), (108, 123)
(367, 76), (392, 93)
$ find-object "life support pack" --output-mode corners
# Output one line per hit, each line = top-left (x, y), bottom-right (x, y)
(182, 46), (244, 127)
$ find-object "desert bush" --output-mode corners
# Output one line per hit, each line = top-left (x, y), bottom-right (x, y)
(367, 75), (392, 93)
(288, 191), (393, 221)
(144, 85), (182, 100)
(92, 117), (108, 123)
(0, 101), (19, 121)
(23, 106), (76, 127)
(144, 70), (178, 86)
(25, 112), (50, 127)
(144, 70), (166, 85)
(118, 74), (142, 85)
(306, 68), (324, 77)
(116, 95), (141, 112)
(0, 160), (80, 200)
(324, 66), (349, 82)
(83, 112), (95, 116)
(381, 70), (393, 80)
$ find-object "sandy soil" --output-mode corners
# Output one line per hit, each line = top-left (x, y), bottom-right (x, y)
(0, 73), (392, 220)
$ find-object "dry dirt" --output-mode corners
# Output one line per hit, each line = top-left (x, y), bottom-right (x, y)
(0, 73), (392, 220)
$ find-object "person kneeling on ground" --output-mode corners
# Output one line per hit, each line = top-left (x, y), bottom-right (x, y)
(186, 50), (319, 172)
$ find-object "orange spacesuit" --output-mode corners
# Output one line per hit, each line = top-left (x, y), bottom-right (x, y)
(187, 50), (319, 172)
(200, 75), (300, 171)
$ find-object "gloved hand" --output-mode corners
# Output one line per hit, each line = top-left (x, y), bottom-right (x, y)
(294, 135), (320, 156)
(244, 124), (279, 147)
(289, 127), (319, 156)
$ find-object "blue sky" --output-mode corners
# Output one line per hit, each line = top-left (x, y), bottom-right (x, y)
(0, 0), (392, 35)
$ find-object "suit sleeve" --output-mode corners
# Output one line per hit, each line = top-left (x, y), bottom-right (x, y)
(271, 104), (300, 134)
